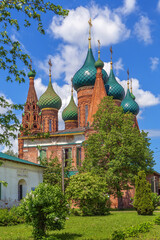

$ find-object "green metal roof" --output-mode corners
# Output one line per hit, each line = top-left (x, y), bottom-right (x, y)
(105, 69), (125, 100)
(121, 89), (139, 115)
(62, 95), (78, 121)
(0, 152), (44, 167)
(72, 48), (108, 90)
(38, 79), (62, 110)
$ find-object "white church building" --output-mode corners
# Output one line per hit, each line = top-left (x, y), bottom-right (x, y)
(0, 152), (43, 208)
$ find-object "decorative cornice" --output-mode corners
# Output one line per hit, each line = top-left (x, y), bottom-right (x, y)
(77, 85), (94, 93)
(42, 108), (58, 112)
(65, 120), (78, 123)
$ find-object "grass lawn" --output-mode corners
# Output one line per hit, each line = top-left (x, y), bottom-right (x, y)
(0, 211), (160, 240)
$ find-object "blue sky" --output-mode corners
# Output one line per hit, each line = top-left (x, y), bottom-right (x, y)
(1, 0), (160, 171)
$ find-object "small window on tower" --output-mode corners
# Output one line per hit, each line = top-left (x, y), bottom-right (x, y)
(27, 105), (30, 110)
(78, 107), (81, 127)
(26, 115), (29, 121)
(34, 124), (37, 129)
(49, 120), (52, 132)
(34, 115), (36, 121)
(85, 105), (88, 126)
(25, 124), (28, 129)
(43, 120), (45, 132)
(33, 105), (35, 110)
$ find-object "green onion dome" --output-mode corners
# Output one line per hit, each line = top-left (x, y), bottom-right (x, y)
(38, 80), (62, 110)
(105, 68), (125, 101)
(121, 89), (139, 115)
(62, 95), (78, 121)
(28, 70), (36, 78)
(95, 58), (104, 68)
(72, 48), (108, 90)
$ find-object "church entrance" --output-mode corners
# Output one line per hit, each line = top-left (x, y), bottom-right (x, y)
(18, 179), (27, 201)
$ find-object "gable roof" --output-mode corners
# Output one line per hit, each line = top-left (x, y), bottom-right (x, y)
(0, 152), (44, 167)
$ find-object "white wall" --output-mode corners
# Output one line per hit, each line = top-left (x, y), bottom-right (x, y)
(0, 160), (43, 208)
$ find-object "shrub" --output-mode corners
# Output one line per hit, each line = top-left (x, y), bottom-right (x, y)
(151, 192), (160, 210)
(66, 173), (110, 216)
(111, 222), (153, 239)
(0, 206), (24, 226)
(133, 171), (154, 215)
(155, 215), (160, 225)
(20, 183), (69, 240)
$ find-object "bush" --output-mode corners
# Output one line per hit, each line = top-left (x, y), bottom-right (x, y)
(0, 206), (24, 226)
(151, 192), (160, 210)
(66, 173), (110, 216)
(133, 171), (154, 215)
(20, 183), (69, 240)
(155, 215), (160, 225)
(111, 222), (153, 239)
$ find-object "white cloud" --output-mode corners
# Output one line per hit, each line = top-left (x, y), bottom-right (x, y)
(0, 93), (13, 114)
(116, 0), (137, 15)
(119, 78), (160, 107)
(113, 58), (124, 75)
(157, 0), (160, 12)
(150, 57), (159, 71)
(134, 16), (152, 44)
(38, 45), (86, 84)
(49, 5), (130, 47)
(143, 129), (160, 138)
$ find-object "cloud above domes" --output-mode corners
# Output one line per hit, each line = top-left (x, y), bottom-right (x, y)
(49, 5), (130, 47)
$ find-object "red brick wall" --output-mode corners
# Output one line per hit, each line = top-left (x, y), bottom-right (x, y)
(42, 108), (58, 132)
(77, 86), (93, 127)
(65, 121), (78, 130)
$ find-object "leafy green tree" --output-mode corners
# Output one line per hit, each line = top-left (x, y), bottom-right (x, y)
(40, 154), (72, 190)
(66, 172), (110, 216)
(3, 149), (18, 157)
(20, 183), (69, 239)
(133, 171), (154, 215)
(0, 1), (68, 147)
(151, 192), (160, 210)
(82, 97), (154, 207)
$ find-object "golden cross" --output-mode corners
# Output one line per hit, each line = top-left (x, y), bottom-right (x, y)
(88, 18), (92, 28)
(48, 59), (52, 75)
(88, 18), (92, 48)
(127, 69), (129, 79)
(71, 78), (73, 96)
(110, 46), (113, 60)
(127, 69), (130, 89)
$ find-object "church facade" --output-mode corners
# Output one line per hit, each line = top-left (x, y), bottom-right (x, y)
(18, 21), (142, 207)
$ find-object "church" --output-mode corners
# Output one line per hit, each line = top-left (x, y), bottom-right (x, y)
(18, 20), (139, 172)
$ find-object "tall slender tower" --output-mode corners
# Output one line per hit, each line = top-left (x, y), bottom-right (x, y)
(72, 18), (108, 127)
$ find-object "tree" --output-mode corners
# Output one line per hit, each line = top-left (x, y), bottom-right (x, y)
(40, 154), (72, 190)
(3, 149), (18, 157)
(0, 161), (8, 186)
(82, 97), (154, 207)
(133, 171), (154, 215)
(66, 172), (110, 216)
(20, 183), (69, 239)
(0, 1), (69, 147)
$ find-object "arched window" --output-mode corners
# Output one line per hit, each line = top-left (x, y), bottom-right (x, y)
(26, 115), (29, 121)
(18, 179), (27, 201)
(43, 120), (45, 132)
(78, 107), (81, 127)
(25, 124), (28, 129)
(49, 119), (52, 132)
(33, 105), (35, 110)
(85, 105), (88, 125)
(27, 105), (30, 110)
(34, 115), (36, 121)
(34, 124), (37, 129)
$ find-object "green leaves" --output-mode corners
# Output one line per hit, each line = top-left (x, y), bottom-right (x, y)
(82, 96), (154, 199)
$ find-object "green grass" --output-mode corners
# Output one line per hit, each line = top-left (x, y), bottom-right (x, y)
(0, 211), (160, 240)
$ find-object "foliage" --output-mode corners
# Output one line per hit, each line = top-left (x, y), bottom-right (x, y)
(0, 1), (68, 147)
(82, 97), (154, 200)
(151, 192), (160, 210)
(111, 221), (153, 239)
(133, 171), (154, 215)
(0, 206), (24, 226)
(40, 154), (72, 189)
(0, 212), (160, 240)
(66, 172), (110, 216)
(155, 215), (160, 225)
(20, 183), (69, 239)
(3, 149), (18, 157)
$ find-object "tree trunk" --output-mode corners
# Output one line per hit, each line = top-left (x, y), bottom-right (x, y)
(118, 196), (124, 209)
